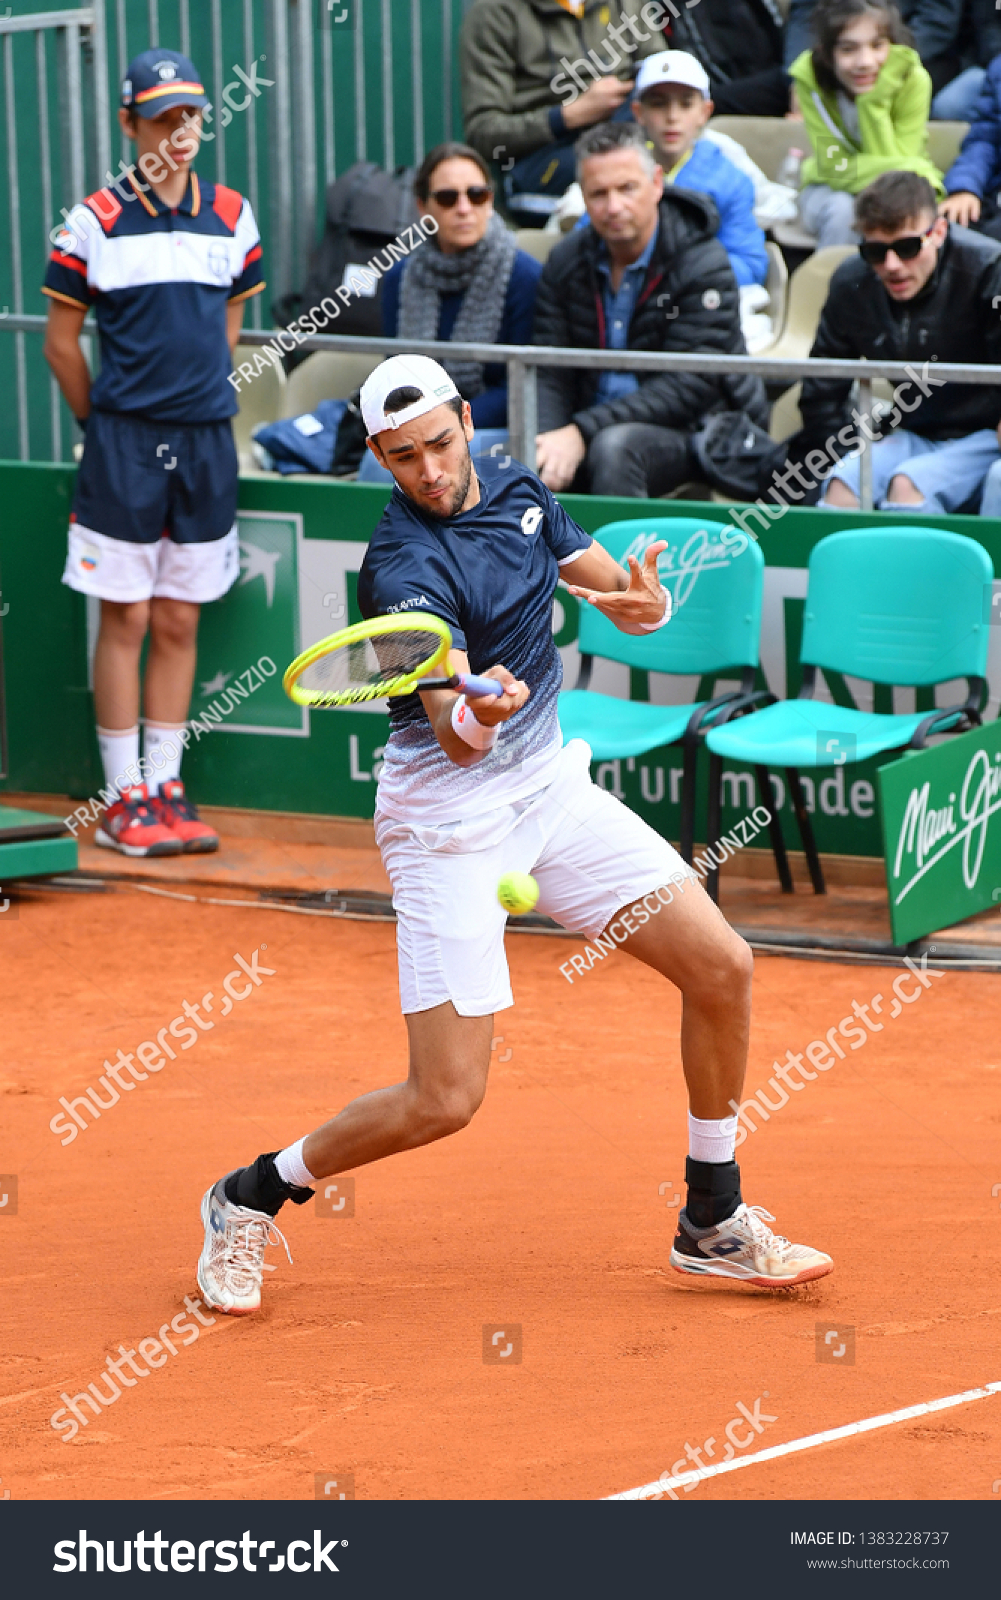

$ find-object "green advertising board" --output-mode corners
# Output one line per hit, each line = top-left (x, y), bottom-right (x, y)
(878, 721), (1001, 944)
(1, 462), (1000, 869)
(192, 512), (304, 736)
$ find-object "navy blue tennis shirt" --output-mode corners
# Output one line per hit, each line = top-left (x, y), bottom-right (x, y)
(43, 170), (264, 422)
(357, 457), (593, 821)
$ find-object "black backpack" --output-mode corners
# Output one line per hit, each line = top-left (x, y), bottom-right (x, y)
(272, 162), (421, 362)
(690, 411), (784, 501)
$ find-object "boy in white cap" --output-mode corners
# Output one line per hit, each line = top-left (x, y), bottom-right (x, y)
(575, 51), (768, 290)
(195, 352), (833, 1316)
(631, 52), (768, 288)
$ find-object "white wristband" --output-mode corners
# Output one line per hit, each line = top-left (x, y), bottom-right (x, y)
(451, 695), (499, 750)
(639, 592), (672, 632)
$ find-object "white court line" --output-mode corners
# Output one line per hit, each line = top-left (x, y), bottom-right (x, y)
(605, 1380), (1001, 1500)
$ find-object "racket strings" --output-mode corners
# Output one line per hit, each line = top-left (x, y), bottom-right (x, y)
(296, 625), (442, 701)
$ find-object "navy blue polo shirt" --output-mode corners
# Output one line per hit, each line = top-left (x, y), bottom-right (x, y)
(43, 169), (265, 423)
(357, 457), (592, 822)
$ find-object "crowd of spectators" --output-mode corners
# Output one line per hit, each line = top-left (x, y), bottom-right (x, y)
(365, 0), (990, 514)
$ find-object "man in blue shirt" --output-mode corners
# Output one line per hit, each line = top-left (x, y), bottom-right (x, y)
(43, 49), (265, 857)
(195, 352), (832, 1317)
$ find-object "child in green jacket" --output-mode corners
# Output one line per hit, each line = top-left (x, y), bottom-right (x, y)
(789, 0), (944, 247)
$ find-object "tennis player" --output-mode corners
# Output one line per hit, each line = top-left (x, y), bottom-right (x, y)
(197, 354), (832, 1312)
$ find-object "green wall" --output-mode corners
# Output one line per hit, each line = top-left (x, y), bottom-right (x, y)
(2, 462), (998, 859)
(0, 0), (469, 462)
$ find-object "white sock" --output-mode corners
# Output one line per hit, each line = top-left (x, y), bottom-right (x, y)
(143, 723), (186, 794)
(688, 1111), (738, 1165)
(275, 1137), (317, 1190)
(96, 725), (141, 797)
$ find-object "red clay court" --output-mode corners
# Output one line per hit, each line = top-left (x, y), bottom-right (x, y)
(3, 840), (1000, 1502)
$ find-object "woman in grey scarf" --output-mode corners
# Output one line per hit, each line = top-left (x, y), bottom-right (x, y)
(358, 142), (542, 482)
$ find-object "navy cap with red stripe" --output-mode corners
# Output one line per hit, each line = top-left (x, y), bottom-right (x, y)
(122, 48), (208, 118)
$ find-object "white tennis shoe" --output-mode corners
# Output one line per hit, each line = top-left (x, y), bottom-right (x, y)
(670, 1202), (833, 1288)
(197, 1173), (292, 1315)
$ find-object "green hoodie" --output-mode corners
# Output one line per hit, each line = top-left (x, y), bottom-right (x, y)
(789, 43), (944, 196)
(461, 0), (666, 164)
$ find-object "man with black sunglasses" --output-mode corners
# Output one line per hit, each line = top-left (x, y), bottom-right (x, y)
(800, 169), (1001, 515)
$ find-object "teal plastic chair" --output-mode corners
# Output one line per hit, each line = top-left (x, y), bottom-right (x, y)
(558, 518), (769, 886)
(704, 526), (993, 896)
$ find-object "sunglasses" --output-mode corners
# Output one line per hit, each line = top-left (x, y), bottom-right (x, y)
(429, 185), (493, 208)
(859, 225), (936, 266)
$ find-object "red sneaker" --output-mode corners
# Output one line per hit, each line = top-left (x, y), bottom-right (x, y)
(95, 784), (183, 857)
(153, 779), (220, 854)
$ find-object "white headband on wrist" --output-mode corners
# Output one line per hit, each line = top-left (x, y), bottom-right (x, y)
(639, 593), (673, 632)
(451, 695), (498, 750)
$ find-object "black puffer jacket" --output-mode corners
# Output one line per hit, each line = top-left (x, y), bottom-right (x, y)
(801, 224), (1001, 441)
(670, 0), (785, 88)
(532, 190), (767, 441)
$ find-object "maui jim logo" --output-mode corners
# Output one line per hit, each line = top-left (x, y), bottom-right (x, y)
(622, 525), (738, 609)
(892, 747), (1001, 905)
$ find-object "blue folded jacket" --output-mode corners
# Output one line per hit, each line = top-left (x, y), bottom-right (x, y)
(252, 399), (348, 475)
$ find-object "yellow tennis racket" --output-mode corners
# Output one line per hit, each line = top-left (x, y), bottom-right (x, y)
(283, 613), (504, 708)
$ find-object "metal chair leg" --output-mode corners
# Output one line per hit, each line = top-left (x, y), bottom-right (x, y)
(679, 738), (698, 865)
(755, 765), (793, 893)
(785, 766), (825, 895)
(706, 752), (723, 904)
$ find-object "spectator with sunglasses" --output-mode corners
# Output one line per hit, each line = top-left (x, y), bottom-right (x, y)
(357, 143), (541, 484)
(801, 170), (1001, 514)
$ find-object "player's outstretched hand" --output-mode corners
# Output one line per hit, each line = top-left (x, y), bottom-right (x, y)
(565, 540), (670, 634)
(466, 665), (530, 726)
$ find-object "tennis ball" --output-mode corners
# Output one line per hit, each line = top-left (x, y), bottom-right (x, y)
(497, 871), (539, 916)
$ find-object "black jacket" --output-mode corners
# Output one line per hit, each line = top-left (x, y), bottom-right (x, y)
(801, 225), (1001, 441)
(957, 0), (1001, 69)
(670, 0), (784, 87)
(532, 190), (767, 441)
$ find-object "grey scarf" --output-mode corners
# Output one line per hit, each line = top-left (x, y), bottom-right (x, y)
(398, 212), (518, 399)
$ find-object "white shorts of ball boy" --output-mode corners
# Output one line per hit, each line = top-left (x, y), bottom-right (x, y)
(375, 738), (697, 1017)
(64, 522), (241, 605)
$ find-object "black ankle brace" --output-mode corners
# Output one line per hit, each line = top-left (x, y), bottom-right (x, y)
(225, 1152), (314, 1217)
(685, 1156), (742, 1229)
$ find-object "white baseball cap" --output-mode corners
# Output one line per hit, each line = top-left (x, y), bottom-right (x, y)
(360, 354), (460, 437)
(634, 50), (711, 101)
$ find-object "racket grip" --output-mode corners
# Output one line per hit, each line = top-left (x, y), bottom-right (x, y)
(456, 673), (505, 698)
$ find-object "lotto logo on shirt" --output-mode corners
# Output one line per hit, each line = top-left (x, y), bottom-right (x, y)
(520, 507), (543, 538)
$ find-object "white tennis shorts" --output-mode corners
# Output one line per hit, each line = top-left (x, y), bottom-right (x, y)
(375, 738), (692, 1017)
(63, 522), (241, 604)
